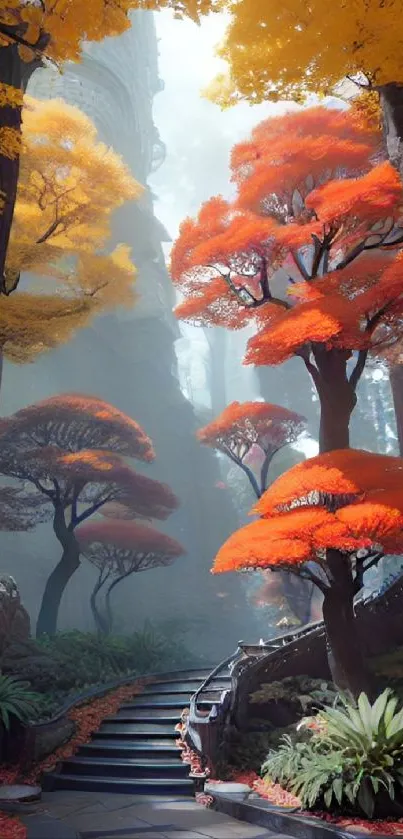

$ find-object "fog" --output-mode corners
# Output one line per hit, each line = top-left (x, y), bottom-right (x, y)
(0, 10), (398, 664)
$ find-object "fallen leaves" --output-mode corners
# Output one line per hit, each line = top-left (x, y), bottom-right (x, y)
(0, 680), (146, 839)
(0, 812), (27, 839)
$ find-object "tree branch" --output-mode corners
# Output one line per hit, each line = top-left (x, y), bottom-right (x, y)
(74, 493), (113, 526)
(260, 448), (278, 494)
(238, 461), (261, 499)
(291, 250), (310, 281)
(349, 349), (368, 391)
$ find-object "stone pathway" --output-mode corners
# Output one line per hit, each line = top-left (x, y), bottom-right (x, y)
(23, 790), (282, 839)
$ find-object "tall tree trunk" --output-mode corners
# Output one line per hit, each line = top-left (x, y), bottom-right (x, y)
(90, 580), (109, 636)
(322, 549), (370, 697)
(390, 364), (403, 455)
(36, 506), (80, 637)
(315, 349), (356, 453)
(379, 83), (403, 176)
(0, 45), (39, 290)
(105, 571), (135, 634)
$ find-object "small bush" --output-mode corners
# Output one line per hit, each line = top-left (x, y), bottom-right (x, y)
(251, 676), (337, 714)
(0, 674), (41, 729)
(263, 689), (403, 817)
(5, 622), (200, 718)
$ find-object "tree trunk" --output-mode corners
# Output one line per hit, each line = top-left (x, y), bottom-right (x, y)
(379, 83), (403, 176)
(315, 349), (356, 453)
(390, 364), (403, 455)
(0, 46), (39, 289)
(322, 549), (370, 697)
(90, 585), (109, 635)
(35, 506), (80, 637)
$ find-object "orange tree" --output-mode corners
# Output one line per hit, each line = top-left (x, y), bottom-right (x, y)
(213, 448), (403, 697)
(78, 520), (185, 634)
(171, 106), (403, 454)
(0, 394), (178, 637)
(198, 400), (313, 624)
(197, 401), (306, 498)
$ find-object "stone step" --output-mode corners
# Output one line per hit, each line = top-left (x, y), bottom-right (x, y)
(112, 707), (184, 721)
(124, 688), (227, 706)
(97, 722), (176, 737)
(106, 711), (181, 724)
(44, 773), (194, 795)
(61, 756), (187, 779)
(81, 739), (179, 758)
(143, 676), (230, 694)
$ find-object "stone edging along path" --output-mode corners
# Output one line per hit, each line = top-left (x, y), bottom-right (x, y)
(211, 790), (395, 839)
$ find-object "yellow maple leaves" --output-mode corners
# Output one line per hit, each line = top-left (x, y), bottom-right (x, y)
(205, 0), (403, 106)
(0, 96), (142, 363)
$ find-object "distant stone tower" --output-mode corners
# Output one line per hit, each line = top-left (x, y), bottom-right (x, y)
(9, 11), (261, 657)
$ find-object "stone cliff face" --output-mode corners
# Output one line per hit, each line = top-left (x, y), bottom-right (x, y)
(0, 11), (263, 659)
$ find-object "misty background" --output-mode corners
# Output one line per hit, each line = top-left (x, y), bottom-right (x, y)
(0, 9), (397, 661)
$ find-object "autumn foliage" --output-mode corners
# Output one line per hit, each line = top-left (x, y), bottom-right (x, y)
(198, 401), (305, 497)
(203, 0), (403, 106)
(213, 449), (403, 573)
(79, 520), (185, 565)
(198, 402), (305, 463)
(212, 448), (403, 694)
(172, 107), (403, 452)
(78, 520), (185, 633)
(0, 97), (140, 365)
(0, 394), (178, 636)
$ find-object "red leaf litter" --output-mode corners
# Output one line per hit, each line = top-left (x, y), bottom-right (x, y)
(0, 813), (27, 839)
(0, 681), (147, 839)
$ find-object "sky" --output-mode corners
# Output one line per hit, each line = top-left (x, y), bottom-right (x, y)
(149, 11), (294, 411)
(150, 10), (291, 242)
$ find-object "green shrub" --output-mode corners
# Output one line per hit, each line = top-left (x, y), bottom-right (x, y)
(263, 689), (403, 817)
(251, 676), (337, 713)
(5, 622), (200, 718)
(0, 674), (41, 730)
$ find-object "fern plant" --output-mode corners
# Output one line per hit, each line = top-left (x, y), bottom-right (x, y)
(263, 689), (403, 817)
(0, 674), (40, 730)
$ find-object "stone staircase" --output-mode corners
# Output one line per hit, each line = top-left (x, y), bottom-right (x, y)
(44, 667), (231, 796)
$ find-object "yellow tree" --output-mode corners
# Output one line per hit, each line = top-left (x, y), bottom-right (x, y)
(207, 1), (403, 177)
(0, 95), (141, 392)
(0, 0), (220, 287)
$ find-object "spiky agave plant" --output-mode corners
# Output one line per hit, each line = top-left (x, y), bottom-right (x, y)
(263, 689), (403, 816)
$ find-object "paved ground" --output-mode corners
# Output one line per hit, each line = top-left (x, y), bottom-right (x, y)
(24, 790), (280, 839)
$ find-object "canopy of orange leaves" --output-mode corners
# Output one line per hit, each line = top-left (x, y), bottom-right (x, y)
(171, 106), (403, 367)
(0, 394), (155, 461)
(198, 401), (306, 456)
(212, 450), (403, 574)
(77, 519), (185, 574)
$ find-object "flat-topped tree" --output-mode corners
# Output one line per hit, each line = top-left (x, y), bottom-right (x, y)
(0, 394), (178, 636)
(78, 520), (185, 634)
(198, 401), (312, 624)
(172, 107), (403, 454)
(198, 401), (306, 498)
(213, 448), (403, 697)
(0, 96), (139, 389)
